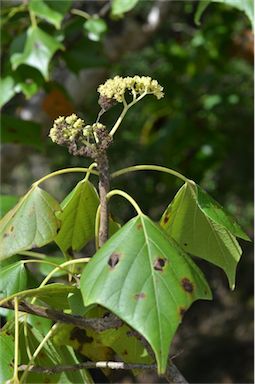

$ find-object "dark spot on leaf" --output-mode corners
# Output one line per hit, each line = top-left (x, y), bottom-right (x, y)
(56, 227), (60, 234)
(134, 292), (146, 300)
(184, 243), (188, 246)
(70, 327), (93, 343)
(3, 233), (8, 238)
(123, 349), (128, 355)
(108, 252), (121, 269)
(179, 307), (186, 318)
(31, 243), (37, 248)
(137, 223), (142, 230)
(103, 312), (110, 318)
(163, 215), (169, 224)
(153, 257), (167, 272)
(10, 226), (14, 232)
(181, 278), (194, 293)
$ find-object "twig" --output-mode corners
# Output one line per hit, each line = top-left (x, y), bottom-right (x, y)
(1, 301), (122, 332)
(165, 360), (188, 384)
(18, 361), (157, 374)
(97, 152), (110, 247)
(127, 330), (188, 384)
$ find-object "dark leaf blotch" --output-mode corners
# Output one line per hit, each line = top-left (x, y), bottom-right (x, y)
(163, 215), (169, 224)
(153, 257), (167, 272)
(181, 278), (194, 293)
(70, 327), (93, 343)
(134, 292), (146, 300)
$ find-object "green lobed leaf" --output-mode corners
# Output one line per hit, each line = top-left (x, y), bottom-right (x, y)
(80, 214), (211, 374)
(29, 0), (64, 29)
(1, 114), (42, 150)
(0, 186), (61, 260)
(0, 76), (16, 107)
(0, 332), (14, 382)
(111, 0), (139, 16)
(11, 26), (64, 80)
(55, 179), (99, 252)
(0, 194), (19, 218)
(160, 181), (248, 289)
(0, 261), (27, 299)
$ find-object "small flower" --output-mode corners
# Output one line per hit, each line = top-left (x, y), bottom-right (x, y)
(49, 114), (112, 158)
(49, 114), (85, 145)
(97, 75), (164, 104)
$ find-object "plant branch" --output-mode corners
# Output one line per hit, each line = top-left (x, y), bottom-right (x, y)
(96, 152), (110, 247)
(18, 361), (157, 374)
(1, 301), (122, 332)
(17, 360), (188, 384)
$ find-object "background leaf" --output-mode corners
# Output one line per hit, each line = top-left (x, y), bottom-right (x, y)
(1, 114), (42, 150)
(81, 214), (211, 374)
(0, 77), (16, 108)
(195, 0), (254, 28)
(0, 333), (14, 383)
(111, 0), (139, 16)
(0, 194), (19, 218)
(11, 26), (64, 80)
(29, 0), (64, 29)
(84, 17), (107, 41)
(0, 187), (61, 259)
(160, 182), (244, 289)
(0, 261), (27, 299)
(56, 180), (99, 252)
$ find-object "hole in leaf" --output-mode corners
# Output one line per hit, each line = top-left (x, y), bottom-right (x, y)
(108, 252), (121, 269)
(153, 257), (167, 272)
(183, 242), (188, 246)
(134, 292), (146, 300)
(181, 278), (194, 293)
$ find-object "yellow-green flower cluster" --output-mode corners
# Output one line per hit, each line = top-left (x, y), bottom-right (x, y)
(97, 75), (164, 103)
(49, 114), (85, 143)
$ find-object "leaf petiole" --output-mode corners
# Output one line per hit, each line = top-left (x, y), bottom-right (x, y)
(32, 167), (99, 187)
(111, 164), (189, 183)
(107, 189), (143, 215)
(13, 297), (19, 383)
